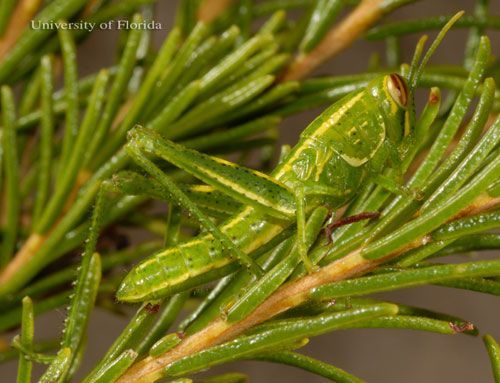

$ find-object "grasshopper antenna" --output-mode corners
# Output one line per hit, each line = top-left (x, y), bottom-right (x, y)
(404, 11), (465, 134)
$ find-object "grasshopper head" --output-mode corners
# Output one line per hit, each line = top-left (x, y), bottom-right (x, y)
(368, 73), (409, 145)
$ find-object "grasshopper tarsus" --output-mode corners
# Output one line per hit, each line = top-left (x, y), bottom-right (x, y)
(305, 263), (321, 274)
(301, 253), (320, 274)
(145, 302), (161, 314)
(411, 187), (425, 201)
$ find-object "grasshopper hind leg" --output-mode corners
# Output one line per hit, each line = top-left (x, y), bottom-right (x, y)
(125, 141), (263, 278)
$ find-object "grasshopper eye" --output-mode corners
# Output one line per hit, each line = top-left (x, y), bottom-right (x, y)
(388, 73), (408, 107)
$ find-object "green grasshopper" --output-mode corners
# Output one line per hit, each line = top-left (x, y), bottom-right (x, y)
(116, 73), (410, 303)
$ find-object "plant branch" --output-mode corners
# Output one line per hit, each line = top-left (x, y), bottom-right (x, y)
(0, 0), (41, 60)
(281, 0), (385, 81)
(197, 0), (234, 23)
(0, 168), (94, 287)
(117, 195), (497, 382)
(0, 234), (46, 286)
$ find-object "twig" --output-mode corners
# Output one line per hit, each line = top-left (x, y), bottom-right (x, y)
(82, 0), (103, 18)
(0, 0), (42, 60)
(281, 0), (385, 81)
(63, 169), (92, 211)
(116, 197), (497, 383)
(450, 193), (500, 221)
(0, 234), (46, 286)
(197, 0), (234, 23)
(0, 167), (93, 287)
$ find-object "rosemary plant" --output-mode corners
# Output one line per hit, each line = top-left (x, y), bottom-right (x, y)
(0, 0), (498, 382)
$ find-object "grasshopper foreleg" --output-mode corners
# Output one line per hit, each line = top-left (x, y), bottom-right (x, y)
(294, 187), (315, 273)
(295, 182), (348, 273)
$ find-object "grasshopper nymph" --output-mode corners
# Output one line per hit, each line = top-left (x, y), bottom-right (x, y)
(117, 73), (409, 303)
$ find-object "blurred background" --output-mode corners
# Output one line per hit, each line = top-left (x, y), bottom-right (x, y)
(2, 1), (499, 381)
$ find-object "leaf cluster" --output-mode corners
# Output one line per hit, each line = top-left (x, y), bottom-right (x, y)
(0, 1), (498, 382)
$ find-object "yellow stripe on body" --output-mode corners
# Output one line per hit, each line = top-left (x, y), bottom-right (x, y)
(313, 92), (365, 137)
(130, 207), (283, 300)
(127, 258), (230, 301)
(200, 166), (295, 217)
(190, 185), (216, 192)
(277, 91), (365, 177)
(212, 156), (288, 185)
(340, 123), (385, 167)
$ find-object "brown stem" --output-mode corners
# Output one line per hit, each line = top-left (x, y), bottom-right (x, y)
(281, 0), (385, 81)
(0, 337), (9, 352)
(117, 196), (498, 383)
(197, 0), (234, 23)
(0, 170), (93, 287)
(0, 82), (134, 289)
(449, 193), (500, 221)
(0, 0), (42, 60)
(63, 169), (92, 211)
(116, 249), (379, 383)
(82, 0), (103, 18)
(0, 233), (46, 285)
